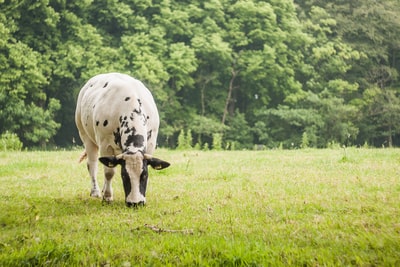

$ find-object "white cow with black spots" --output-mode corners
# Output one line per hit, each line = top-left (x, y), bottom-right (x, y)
(75, 73), (170, 207)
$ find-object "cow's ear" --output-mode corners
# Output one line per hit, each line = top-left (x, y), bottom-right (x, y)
(99, 156), (122, 168)
(147, 157), (170, 170)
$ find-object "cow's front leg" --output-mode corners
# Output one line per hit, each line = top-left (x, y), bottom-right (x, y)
(102, 166), (115, 202)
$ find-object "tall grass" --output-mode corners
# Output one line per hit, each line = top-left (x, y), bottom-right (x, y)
(0, 148), (399, 266)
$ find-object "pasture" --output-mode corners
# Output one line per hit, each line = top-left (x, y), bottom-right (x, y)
(0, 148), (399, 266)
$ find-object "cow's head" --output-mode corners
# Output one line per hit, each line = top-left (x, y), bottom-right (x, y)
(99, 152), (170, 207)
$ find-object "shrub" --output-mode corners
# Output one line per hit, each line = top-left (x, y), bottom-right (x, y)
(301, 132), (309, 148)
(177, 129), (193, 150)
(0, 131), (23, 151)
(212, 133), (222, 150)
(177, 129), (186, 150)
(202, 142), (209, 150)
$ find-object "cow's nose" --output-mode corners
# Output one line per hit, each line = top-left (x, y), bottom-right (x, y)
(126, 201), (145, 208)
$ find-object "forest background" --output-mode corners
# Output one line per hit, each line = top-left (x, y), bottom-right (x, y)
(1, 0), (400, 149)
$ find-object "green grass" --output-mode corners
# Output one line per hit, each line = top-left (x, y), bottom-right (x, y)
(0, 148), (400, 266)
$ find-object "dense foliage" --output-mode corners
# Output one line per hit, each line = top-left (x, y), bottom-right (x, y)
(1, 0), (400, 148)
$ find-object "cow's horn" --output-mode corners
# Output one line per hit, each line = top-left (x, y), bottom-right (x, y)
(144, 153), (153, 160)
(115, 153), (124, 159)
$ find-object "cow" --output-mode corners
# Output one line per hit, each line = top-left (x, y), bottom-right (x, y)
(75, 73), (170, 207)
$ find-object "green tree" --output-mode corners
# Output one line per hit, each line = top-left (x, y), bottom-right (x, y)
(2, 0), (400, 149)
(223, 0), (305, 117)
(358, 87), (400, 147)
(253, 5), (360, 148)
(225, 110), (253, 149)
(0, 4), (61, 147)
(256, 91), (358, 148)
(189, 115), (227, 148)
(21, 99), (61, 148)
(295, 0), (400, 146)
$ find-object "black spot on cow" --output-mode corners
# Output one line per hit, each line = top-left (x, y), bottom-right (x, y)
(124, 126), (136, 134)
(140, 164), (149, 196)
(103, 120), (108, 127)
(93, 104), (96, 109)
(113, 128), (121, 147)
(96, 121), (99, 126)
(125, 134), (144, 148)
(103, 82), (108, 88)
(120, 164), (131, 198)
(147, 130), (152, 141)
(121, 120), (128, 128)
(133, 99), (142, 114)
(125, 97), (130, 101)
(119, 116), (128, 127)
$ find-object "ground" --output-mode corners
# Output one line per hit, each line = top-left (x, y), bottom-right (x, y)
(0, 148), (399, 265)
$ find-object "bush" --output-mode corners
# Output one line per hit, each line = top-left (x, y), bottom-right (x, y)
(202, 142), (209, 150)
(0, 131), (23, 151)
(301, 132), (309, 148)
(177, 129), (193, 150)
(212, 133), (222, 150)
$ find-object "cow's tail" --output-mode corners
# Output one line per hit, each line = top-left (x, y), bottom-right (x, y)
(78, 150), (87, 163)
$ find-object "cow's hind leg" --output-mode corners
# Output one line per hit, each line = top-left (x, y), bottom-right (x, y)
(102, 166), (115, 202)
(85, 141), (101, 198)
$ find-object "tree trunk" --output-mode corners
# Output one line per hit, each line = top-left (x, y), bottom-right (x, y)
(222, 69), (239, 125)
(388, 125), (393, 147)
(201, 83), (206, 116)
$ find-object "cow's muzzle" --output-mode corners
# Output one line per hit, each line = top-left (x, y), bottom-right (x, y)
(126, 201), (145, 208)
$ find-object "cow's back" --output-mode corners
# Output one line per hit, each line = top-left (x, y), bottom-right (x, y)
(75, 73), (159, 155)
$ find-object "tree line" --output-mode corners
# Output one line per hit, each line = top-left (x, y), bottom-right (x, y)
(1, 0), (400, 149)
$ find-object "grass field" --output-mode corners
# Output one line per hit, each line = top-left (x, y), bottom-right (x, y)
(0, 148), (399, 266)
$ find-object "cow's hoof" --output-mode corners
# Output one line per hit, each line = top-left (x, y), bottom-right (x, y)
(126, 201), (145, 208)
(102, 196), (113, 203)
(90, 189), (101, 198)
(102, 191), (113, 202)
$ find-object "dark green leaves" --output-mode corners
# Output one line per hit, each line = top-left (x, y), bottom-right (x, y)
(1, 0), (400, 148)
